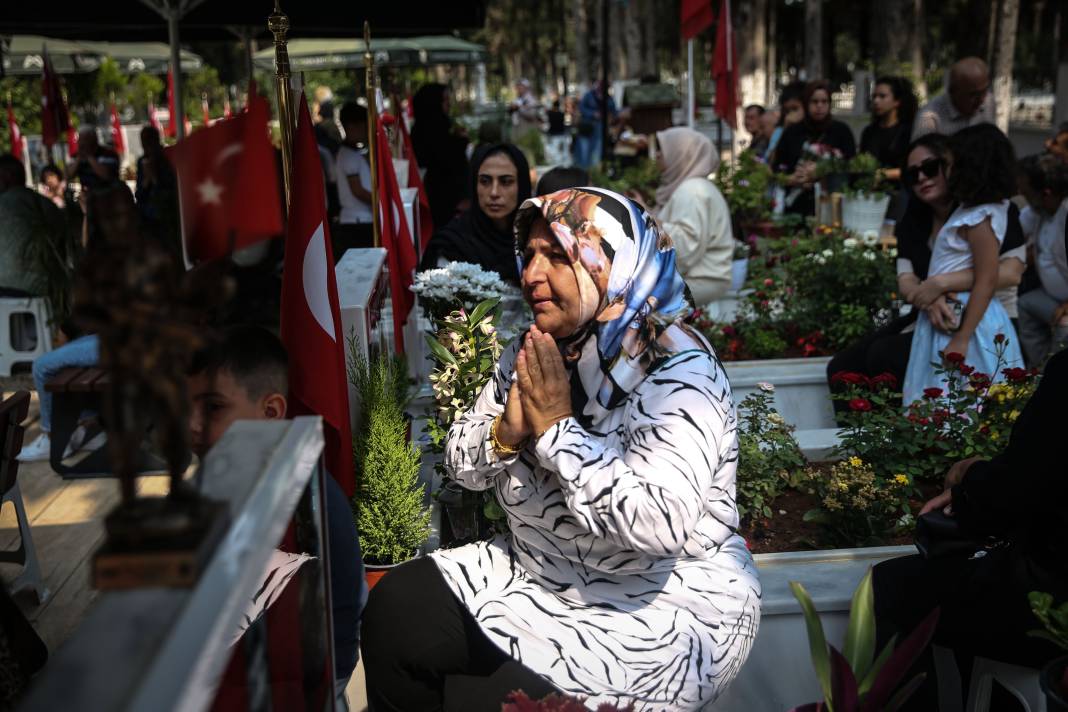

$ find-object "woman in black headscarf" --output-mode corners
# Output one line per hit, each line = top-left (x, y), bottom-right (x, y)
(420, 143), (532, 284)
(774, 79), (857, 215)
(411, 83), (471, 229)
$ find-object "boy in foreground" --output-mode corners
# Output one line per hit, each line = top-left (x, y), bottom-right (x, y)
(187, 325), (364, 709)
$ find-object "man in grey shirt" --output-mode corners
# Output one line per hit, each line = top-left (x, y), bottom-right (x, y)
(913, 57), (994, 138)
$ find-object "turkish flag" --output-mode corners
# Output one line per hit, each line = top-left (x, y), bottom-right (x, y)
(40, 47), (70, 148)
(166, 68), (178, 139)
(712, 0), (739, 129)
(394, 113), (435, 248)
(66, 127), (78, 159)
(167, 95), (283, 266)
(375, 119), (418, 353)
(281, 92), (354, 497)
(110, 103), (126, 156)
(7, 101), (23, 161)
(148, 100), (162, 132)
(681, 0), (714, 40)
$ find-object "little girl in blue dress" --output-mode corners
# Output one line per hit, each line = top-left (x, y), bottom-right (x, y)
(902, 125), (1025, 405)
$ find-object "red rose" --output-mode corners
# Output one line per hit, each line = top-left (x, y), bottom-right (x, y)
(923, 387), (943, 399)
(944, 352), (966, 364)
(763, 278), (774, 287)
(969, 372), (991, 389)
(979, 424), (991, 434)
(1002, 367), (1028, 382)
(994, 333), (1005, 344)
(722, 325), (737, 337)
(848, 398), (873, 412)
(871, 372), (898, 389)
(918, 417), (930, 426)
(832, 372), (869, 386)
(958, 364), (975, 376)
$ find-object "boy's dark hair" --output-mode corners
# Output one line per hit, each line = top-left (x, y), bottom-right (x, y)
(536, 166), (590, 195)
(190, 325), (289, 400)
(948, 124), (1017, 206)
(339, 102), (368, 127)
(0, 153), (26, 187)
(1020, 153), (1068, 198)
(744, 104), (765, 114)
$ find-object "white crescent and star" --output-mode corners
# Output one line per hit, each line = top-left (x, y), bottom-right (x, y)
(195, 143), (242, 207)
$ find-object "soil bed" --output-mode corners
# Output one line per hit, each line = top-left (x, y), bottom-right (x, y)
(739, 482), (942, 554)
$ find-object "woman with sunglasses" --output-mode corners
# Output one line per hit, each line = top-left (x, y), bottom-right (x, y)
(901, 125), (1025, 405)
(827, 133), (1026, 415)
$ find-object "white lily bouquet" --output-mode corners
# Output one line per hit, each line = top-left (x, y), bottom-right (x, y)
(411, 262), (511, 321)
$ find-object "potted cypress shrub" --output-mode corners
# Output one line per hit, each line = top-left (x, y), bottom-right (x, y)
(347, 334), (430, 589)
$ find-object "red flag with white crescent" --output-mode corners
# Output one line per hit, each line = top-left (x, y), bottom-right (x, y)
(110, 103), (126, 156)
(40, 47), (70, 148)
(7, 101), (23, 161)
(712, 0), (739, 129)
(167, 95), (283, 265)
(280, 92), (354, 497)
(395, 113), (435, 247)
(375, 119), (418, 353)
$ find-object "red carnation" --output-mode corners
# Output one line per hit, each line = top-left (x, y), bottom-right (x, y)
(923, 387), (943, 399)
(848, 398), (873, 412)
(944, 352), (966, 364)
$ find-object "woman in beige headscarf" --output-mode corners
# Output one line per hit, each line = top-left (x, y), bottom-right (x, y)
(653, 126), (734, 305)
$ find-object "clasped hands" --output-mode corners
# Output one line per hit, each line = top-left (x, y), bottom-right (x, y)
(495, 325), (573, 448)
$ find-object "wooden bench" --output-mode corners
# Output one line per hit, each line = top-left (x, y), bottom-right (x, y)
(45, 367), (184, 478)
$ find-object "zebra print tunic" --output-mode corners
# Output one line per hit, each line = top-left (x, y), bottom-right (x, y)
(431, 338), (761, 710)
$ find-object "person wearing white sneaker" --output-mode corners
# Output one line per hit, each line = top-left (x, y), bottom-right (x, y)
(17, 334), (100, 464)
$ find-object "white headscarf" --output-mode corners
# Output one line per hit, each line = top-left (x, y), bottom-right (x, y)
(654, 127), (719, 207)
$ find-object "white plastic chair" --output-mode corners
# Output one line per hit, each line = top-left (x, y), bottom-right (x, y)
(967, 657), (1045, 712)
(0, 297), (53, 377)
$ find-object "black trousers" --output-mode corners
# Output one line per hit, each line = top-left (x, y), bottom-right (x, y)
(826, 314), (915, 420)
(361, 556), (560, 712)
(873, 550), (1067, 710)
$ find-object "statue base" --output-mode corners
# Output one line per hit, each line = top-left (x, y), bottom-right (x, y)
(93, 487), (229, 590)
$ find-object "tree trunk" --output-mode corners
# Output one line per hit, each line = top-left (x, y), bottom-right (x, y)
(871, 0), (909, 73)
(992, 0), (1020, 133)
(639, 0), (658, 78)
(987, 0), (1000, 68)
(804, 0), (824, 79)
(738, 0), (769, 114)
(574, 0), (591, 86)
(766, 0), (777, 104)
(911, 0), (927, 100)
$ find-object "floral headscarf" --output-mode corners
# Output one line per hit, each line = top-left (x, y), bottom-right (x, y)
(514, 188), (714, 424)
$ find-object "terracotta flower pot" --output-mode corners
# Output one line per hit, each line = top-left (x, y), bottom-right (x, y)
(364, 556), (418, 592)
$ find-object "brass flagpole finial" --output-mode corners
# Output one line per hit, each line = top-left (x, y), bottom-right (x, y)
(269, 0), (294, 208)
(364, 21), (381, 249)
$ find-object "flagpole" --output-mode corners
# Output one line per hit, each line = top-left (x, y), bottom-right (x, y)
(364, 21), (381, 249)
(269, 0), (295, 208)
(165, 8), (185, 141)
(687, 39), (695, 129)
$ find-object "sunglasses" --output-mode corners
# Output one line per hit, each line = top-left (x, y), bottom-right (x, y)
(904, 157), (944, 187)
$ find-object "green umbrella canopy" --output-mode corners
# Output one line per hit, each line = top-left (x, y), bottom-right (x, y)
(1, 35), (203, 75)
(252, 35), (485, 72)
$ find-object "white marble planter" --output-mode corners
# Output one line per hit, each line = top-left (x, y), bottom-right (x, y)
(725, 356), (836, 431)
(712, 545), (915, 711)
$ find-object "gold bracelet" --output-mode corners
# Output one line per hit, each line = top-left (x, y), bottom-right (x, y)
(490, 415), (525, 455)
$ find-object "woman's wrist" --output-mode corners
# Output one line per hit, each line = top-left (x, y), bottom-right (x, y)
(491, 416), (526, 454)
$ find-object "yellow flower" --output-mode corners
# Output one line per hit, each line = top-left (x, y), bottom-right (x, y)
(893, 474), (909, 485)
(848, 456), (863, 468)
(1008, 410), (1020, 420)
(991, 431), (999, 439)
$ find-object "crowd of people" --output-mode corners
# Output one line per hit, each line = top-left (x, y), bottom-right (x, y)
(2, 57), (1067, 711)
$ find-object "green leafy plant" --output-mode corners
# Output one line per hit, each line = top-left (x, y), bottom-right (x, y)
(424, 298), (511, 531)
(1029, 591), (1068, 651)
(346, 328), (410, 483)
(789, 570), (940, 712)
(735, 386), (805, 520)
(844, 152), (888, 199)
(802, 457), (912, 547)
(716, 150), (775, 223)
(589, 158), (662, 207)
(832, 338), (1038, 482)
(695, 226), (896, 361)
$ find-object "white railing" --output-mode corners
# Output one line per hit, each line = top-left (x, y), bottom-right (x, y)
(19, 418), (330, 712)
